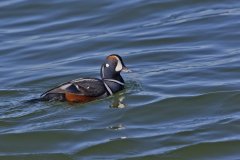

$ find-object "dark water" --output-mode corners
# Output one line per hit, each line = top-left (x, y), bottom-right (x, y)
(1, 0), (240, 159)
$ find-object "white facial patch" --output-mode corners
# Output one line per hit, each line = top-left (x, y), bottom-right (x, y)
(106, 63), (110, 68)
(115, 57), (123, 72)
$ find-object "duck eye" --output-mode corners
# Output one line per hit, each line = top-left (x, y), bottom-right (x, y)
(106, 63), (110, 68)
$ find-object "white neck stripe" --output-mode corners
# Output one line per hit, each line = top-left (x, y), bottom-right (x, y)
(101, 65), (105, 78)
(103, 81), (113, 95)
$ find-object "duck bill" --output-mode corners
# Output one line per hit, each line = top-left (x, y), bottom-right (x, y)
(122, 66), (132, 72)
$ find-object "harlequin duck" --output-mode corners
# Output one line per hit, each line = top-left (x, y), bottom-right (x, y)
(40, 54), (130, 103)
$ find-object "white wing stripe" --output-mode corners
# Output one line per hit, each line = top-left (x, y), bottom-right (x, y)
(60, 83), (71, 90)
(72, 78), (99, 83)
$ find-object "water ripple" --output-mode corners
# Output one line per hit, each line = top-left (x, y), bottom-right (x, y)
(1, 0), (240, 159)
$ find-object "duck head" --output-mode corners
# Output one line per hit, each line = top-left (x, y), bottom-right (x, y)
(101, 54), (130, 79)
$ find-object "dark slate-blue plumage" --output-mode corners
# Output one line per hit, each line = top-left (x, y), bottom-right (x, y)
(40, 54), (130, 103)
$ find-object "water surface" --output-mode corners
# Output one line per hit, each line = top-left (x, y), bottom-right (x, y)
(1, 0), (240, 159)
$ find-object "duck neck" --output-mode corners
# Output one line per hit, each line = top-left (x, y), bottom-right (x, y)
(101, 65), (125, 95)
(100, 65), (124, 82)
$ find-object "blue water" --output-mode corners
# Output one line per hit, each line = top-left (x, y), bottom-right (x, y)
(1, 0), (240, 159)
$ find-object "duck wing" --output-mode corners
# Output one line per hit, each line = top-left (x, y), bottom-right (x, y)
(69, 78), (106, 96)
(41, 78), (107, 98)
